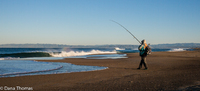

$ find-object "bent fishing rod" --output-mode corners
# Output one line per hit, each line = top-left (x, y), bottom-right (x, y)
(110, 20), (141, 44)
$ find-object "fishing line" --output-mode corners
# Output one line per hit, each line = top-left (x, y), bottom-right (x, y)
(110, 20), (141, 44)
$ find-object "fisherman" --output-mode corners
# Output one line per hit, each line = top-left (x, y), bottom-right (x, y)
(137, 39), (148, 70)
(111, 20), (151, 70)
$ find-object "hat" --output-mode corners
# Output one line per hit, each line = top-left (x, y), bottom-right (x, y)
(141, 40), (146, 44)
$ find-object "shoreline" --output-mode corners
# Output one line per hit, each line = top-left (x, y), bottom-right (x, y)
(0, 50), (200, 90)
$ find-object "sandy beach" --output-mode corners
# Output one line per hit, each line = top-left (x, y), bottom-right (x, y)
(0, 50), (200, 91)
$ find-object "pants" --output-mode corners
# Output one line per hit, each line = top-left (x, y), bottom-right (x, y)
(139, 56), (148, 69)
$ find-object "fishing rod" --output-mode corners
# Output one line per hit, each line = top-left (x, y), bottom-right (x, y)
(110, 20), (141, 44)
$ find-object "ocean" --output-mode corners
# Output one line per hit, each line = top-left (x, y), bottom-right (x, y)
(0, 47), (191, 78)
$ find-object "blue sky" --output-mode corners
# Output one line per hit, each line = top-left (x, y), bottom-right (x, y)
(0, 0), (199, 45)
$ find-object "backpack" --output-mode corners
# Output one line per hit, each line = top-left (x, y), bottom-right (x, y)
(139, 45), (151, 57)
(145, 46), (151, 55)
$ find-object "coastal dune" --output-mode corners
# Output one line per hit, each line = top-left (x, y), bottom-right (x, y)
(0, 50), (200, 91)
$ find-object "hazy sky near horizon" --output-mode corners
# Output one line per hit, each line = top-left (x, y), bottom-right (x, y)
(0, 0), (199, 45)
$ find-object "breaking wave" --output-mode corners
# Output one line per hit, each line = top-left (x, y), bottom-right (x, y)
(115, 47), (125, 50)
(50, 50), (117, 57)
(0, 50), (117, 58)
(168, 48), (187, 52)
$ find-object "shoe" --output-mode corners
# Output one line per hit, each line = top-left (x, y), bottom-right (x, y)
(144, 68), (148, 70)
(137, 68), (140, 70)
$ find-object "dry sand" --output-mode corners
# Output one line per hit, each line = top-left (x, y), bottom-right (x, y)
(0, 50), (200, 91)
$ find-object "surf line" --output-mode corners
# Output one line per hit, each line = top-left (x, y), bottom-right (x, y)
(110, 20), (141, 44)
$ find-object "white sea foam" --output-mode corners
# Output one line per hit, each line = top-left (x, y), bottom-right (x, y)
(115, 47), (125, 50)
(50, 49), (117, 57)
(0, 57), (20, 60)
(168, 48), (187, 52)
(132, 48), (138, 50)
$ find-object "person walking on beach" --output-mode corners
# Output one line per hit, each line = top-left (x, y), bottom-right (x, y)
(137, 39), (148, 70)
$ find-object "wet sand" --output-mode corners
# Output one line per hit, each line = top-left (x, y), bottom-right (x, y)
(0, 50), (200, 91)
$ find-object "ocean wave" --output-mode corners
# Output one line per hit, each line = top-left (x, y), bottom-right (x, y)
(0, 48), (191, 59)
(0, 48), (62, 54)
(168, 48), (187, 52)
(0, 52), (52, 58)
(115, 47), (125, 50)
(0, 49), (117, 59)
(50, 49), (117, 57)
